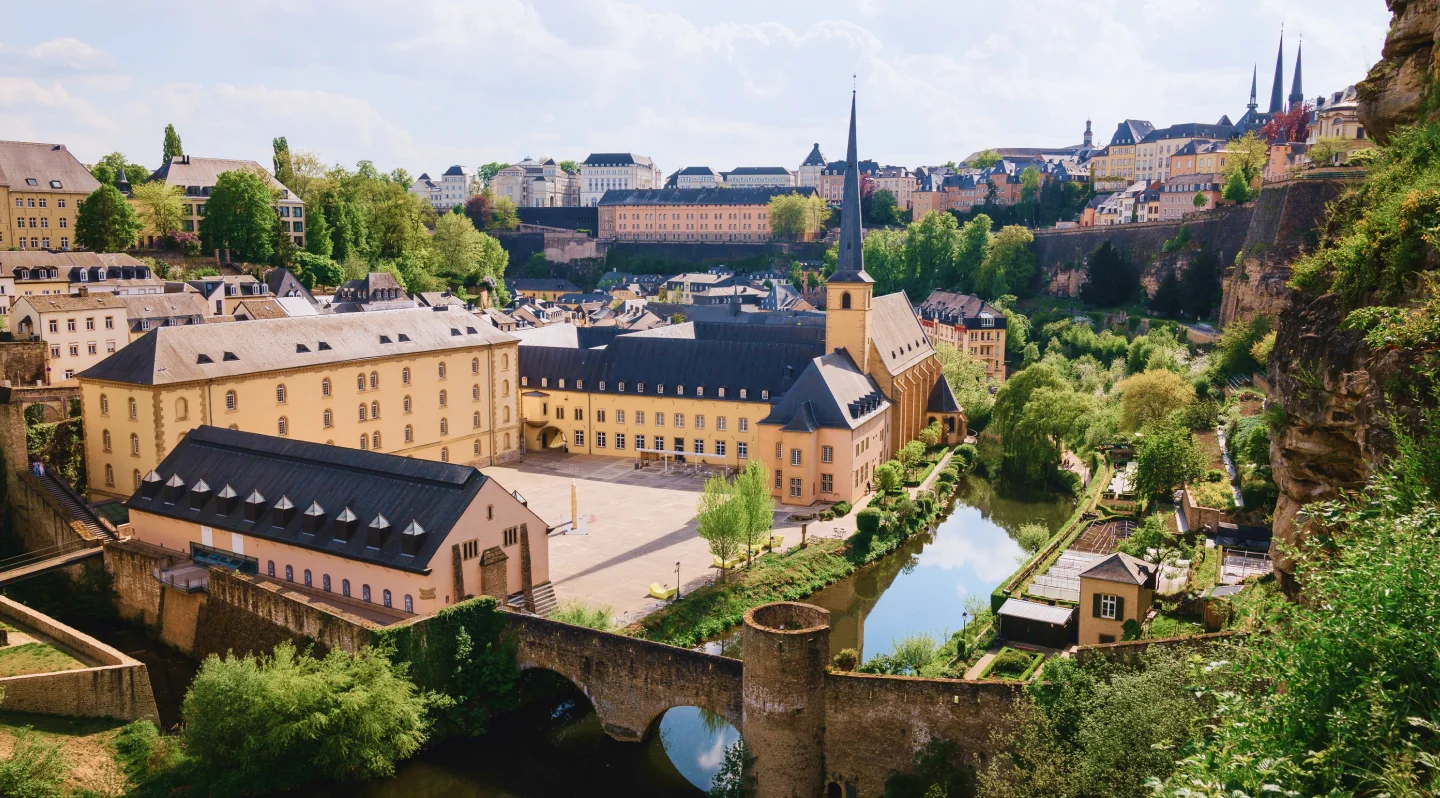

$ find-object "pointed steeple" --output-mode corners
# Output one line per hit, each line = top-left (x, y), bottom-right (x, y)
(829, 90), (872, 285)
(1248, 65), (1258, 112)
(1268, 30), (1285, 115)
(114, 164), (131, 197)
(1288, 38), (1304, 109)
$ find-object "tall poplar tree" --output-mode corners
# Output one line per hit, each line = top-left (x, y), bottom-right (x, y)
(162, 124), (183, 165)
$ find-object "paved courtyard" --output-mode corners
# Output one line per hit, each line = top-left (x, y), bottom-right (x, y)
(485, 452), (862, 623)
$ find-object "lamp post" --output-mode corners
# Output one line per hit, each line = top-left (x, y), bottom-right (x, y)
(962, 611), (969, 655)
(674, 561), (681, 600)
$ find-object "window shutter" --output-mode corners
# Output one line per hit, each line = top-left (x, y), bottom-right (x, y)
(1115, 595), (1125, 620)
(1092, 592), (1102, 618)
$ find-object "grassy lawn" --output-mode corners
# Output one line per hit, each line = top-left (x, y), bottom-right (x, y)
(1190, 479), (1235, 512)
(1192, 546), (1221, 593)
(0, 710), (129, 796)
(981, 646), (1045, 681)
(0, 642), (86, 677)
(1144, 614), (1207, 639)
(1194, 430), (1226, 470)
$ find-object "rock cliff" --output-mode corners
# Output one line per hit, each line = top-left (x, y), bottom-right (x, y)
(1358, 0), (1440, 144)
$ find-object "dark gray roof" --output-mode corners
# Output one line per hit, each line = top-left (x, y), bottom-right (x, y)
(801, 143), (827, 167)
(927, 377), (963, 414)
(761, 350), (889, 431)
(830, 92), (873, 285)
(677, 166), (717, 176)
(519, 334), (822, 403)
(1108, 120), (1155, 147)
(1140, 122), (1234, 143)
(998, 598), (1075, 626)
(583, 153), (653, 167)
(642, 302), (826, 328)
(265, 268), (318, 305)
(442, 165), (471, 176)
(915, 290), (1005, 326)
(724, 166), (792, 176)
(1081, 552), (1156, 586)
(127, 426), (493, 573)
(508, 278), (580, 291)
(597, 187), (816, 206)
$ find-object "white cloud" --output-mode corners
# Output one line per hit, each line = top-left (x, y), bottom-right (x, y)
(0, 77), (111, 128)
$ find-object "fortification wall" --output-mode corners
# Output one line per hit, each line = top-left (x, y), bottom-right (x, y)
(0, 341), (46, 387)
(191, 569), (377, 660)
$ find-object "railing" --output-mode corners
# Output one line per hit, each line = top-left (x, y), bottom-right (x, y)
(151, 565), (209, 593)
(0, 538), (94, 574)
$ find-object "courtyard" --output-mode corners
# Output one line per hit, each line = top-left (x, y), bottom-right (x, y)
(485, 451), (861, 623)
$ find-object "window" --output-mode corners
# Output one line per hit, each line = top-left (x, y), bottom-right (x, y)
(402, 367), (411, 385)
(102, 429), (112, 451)
(790, 478), (803, 497)
(128, 397), (138, 418)
(277, 416), (290, 437)
(69, 343), (79, 357)
(341, 579), (351, 596)
(472, 384), (480, 401)
(403, 395), (412, 414)
(501, 379), (509, 397)
(693, 439), (704, 454)
(105, 463), (114, 486)
(372, 431), (381, 449)
(739, 418), (748, 433)
(438, 363), (447, 379)
(383, 589), (393, 608)
(304, 569), (312, 587)
(404, 424), (413, 443)
(323, 574), (332, 592)
(574, 429), (585, 446)
(371, 401), (379, 418)
(615, 433), (626, 450)
(285, 565), (294, 581)
(471, 357), (479, 374)
(791, 449), (802, 466)
(404, 594), (413, 613)
(1098, 594), (1119, 620)
(555, 406), (564, 420)
(822, 446), (833, 463)
(359, 404), (367, 422)
(597, 409), (606, 423)
(362, 584), (372, 602)
(268, 561), (276, 577)
(596, 431), (607, 448)
(821, 474), (834, 493)
(616, 410), (625, 424)
(439, 390), (447, 407)
(225, 391), (236, 411)
(100, 394), (109, 415)
(276, 384), (287, 403)
(440, 447), (449, 462)
(695, 415), (705, 430)
(67, 318), (76, 332)
(357, 373), (366, 391)
(131, 433), (140, 455)
(321, 378), (331, 397)
(503, 526), (519, 547)
(473, 411), (481, 429)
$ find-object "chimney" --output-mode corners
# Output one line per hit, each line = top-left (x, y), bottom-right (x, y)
(78, 285), (89, 297)
(243, 489), (267, 522)
(140, 470), (163, 499)
(272, 496), (295, 528)
(400, 520), (427, 556)
(215, 484), (238, 515)
(188, 479), (211, 510)
(164, 474), (186, 504)
(302, 501), (326, 534)
(333, 507), (358, 541)
(366, 513), (391, 548)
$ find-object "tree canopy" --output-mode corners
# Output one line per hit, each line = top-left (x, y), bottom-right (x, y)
(75, 183), (142, 252)
(129, 180), (185, 238)
(200, 169), (277, 264)
(767, 192), (831, 239)
(162, 123), (184, 165)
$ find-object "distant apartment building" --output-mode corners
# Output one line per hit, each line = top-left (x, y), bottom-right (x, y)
(1309, 85), (1372, 163)
(580, 153), (662, 206)
(721, 167), (796, 188)
(666, 167), (720, 189)
(1168, 140), (1229, 178)
(873, 165), (917, 210)
(147, 156), (305, 250)
(490, 158), (579, 208)
(1090, 120), (1154, 192)
(407, 174), (441, 207)
(663, 272), (736, 304)
(796, 144), (827, 189)
(0, 253), (163, 317)
(0, 140), (101, 252)
(1135, 122), (1233, 182)
(1159, 173), (1223, 220)
(596, 187), (820, 242)
(818, 158), (878, 203)
(914, 291), (1007, 382)
(508, 278), (581, 303)
(12, 292), (128, 384)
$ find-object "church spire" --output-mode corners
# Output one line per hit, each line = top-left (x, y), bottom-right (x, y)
(1289, 38), (1304, 109)
(829, 89), (872, 285)
(1248, 64), (1258, 112)
(1268, 29), (1285, 115)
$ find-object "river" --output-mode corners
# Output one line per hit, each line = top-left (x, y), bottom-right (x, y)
(334, 476), (1073, 795)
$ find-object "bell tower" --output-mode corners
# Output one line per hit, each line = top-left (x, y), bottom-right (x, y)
(825, 90), (875, 373)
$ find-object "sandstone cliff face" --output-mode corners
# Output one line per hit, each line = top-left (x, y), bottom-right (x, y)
(1358, 0), (1440, 143)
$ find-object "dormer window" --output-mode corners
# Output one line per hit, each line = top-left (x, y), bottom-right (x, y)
(576, 380), (584, 390)
(761, 390), (769, 400)
(296, 344), (310, 353)
(618, 382), (626, 393)
(318, 341), (331, 350)
(656, 384), (664, 395)
(558, 379), (566, 389)
(739, 389), (747, 399)
(598, 381), (606, 391)
(49, 180), (61, 189)
(196, 354), (212, 364)
(222, 351), (238, 361)
(716, 387), (723, 398)
(540, 378), (548, 388)
(24, 178), (36, 186)
(677, 386), (685, 396)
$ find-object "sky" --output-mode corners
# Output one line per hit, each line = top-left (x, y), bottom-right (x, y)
(1, 1), (1392, 179)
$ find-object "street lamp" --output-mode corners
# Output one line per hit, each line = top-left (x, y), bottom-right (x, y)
(674, 561), (681, 600)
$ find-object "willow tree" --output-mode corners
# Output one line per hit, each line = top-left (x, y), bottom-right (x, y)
(992, 364), (1071, 484)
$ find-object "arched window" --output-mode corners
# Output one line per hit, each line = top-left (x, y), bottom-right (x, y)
(474, 440), (481, 456)
(472, 384), (480, 401)
(404, 425), (413, 443)
(102, 429), (111, 451)
(176, 397), (188, 420)
(440, 418), (448, 435)
(404, 594), (413, 613)
(357, 373), (366, 391)
(105, 464), (114, 486)
(501, 380), (509, 397)
(371, 400), (379, 418)
(383, 589), (392, 608)
(841, 291), (852, 309)
(402, 367), (411, 385)
(471, 357), (479, 374)
(404, 395), (412, 414)
(267, 560), (275, 577)
(284, 564), (293, 581)
(128, 397), (137, 418)
(130, 433), (139, 455)
(322, 574), (332, 592)
(473, 412), (481, 428)
(362, 584), (371, 602)
(321, 378), (331, 397)
(323, 409), (332, 428)
(133, 470), (141, 489)
(342, 579), (351, 597)
(372, 431), (381, 449)
(278, 417), (288, 436)
(100, 394), (109, 415)
(502, 353), (509, 370)
(225, 390), (236, 411)
(358, 404), (367, 422)
(439, 390), (447, 407)
(303, 569), (312, 587)
(276, 384), (286, 403)
(369, 372), (378, 390)
(360, 435), (368, 450)
(502, 406), (511, 423)
(440, 447), (449, 462)
(438, 362), (447, 379)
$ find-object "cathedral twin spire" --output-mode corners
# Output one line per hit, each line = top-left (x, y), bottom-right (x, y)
(1265, 29), (1304, 115)
(829, 90), (873, 285)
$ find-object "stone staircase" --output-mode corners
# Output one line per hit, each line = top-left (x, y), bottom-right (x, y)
(506, 581), (558, 617)
(35, 472), (113, 541)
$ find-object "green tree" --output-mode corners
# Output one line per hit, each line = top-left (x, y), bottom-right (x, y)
(866, 188), (900, 226)
(558, 159), (580, 175)
(696, 473), (746, 577)
(1192, 191), (1208, 209)
(367, 188), (433, 259)
(874, 460), (905, 494)
(906, 210), (963, 296)
(934, 341), (995, 430)
(1221, 169), (1253, 203)
(304, 200), (333, 257)
(976, 225), (1035, 299)
(75, 183), (142, 252)
(950, 213), (992, 292)
(993, 363), (1071, 483)
(1307, 135), (1350, 166)
(1220, 131), (1267, 202)
(1078, 241), (1138, 307)
(896, 440), (927, 480)
(271, 212), (299, 267)
(290, 251), (343, 289)
(272, 136), (294, 189)
(0, 725), (67, 798)
(1133, 422), (1205, 500)
(328, 199), (367, 263)
(1116, 369), (1194, 431)
(162, 123), (184, 165)
(768, 192), (830, 240)
(129, 180), (185, 238)
(431, 213), (493, 279)
(524, 251), (550, 279)
(478, 162), (511, 187)
(918, 420), (942, 448)
(732, 461), (775, 566)
(969, 150), (1002, 169)
(489, 195), (520, 231)
(200, 169), (276, 263)
(182, 642), (432, 795)
(1015, 522), (1051, 555)
(90, 152), (150, 189)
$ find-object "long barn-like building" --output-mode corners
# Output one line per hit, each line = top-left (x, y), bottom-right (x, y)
(517, 94), (965, 506)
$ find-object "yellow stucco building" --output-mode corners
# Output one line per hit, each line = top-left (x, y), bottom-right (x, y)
(78, 308), (522, 502)
(0, 141), (102, 252)
(1078, 552), (1156, 645)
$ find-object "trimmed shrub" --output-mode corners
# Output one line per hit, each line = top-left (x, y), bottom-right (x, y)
(831, 500), (853, 517)
(831, 649), (859, 672)
(953, 444), (979, 472)
(856, 507), (884, 536)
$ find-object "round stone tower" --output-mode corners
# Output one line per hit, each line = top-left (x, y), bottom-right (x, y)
(743, 601), (831, 797)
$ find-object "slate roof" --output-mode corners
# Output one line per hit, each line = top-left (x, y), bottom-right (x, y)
(801, 143), (827, 167)
(442, 165), (472, 176)
(0, 141), (101, 195)
(915, 290), (1005, 326)
(760, 350), (889, 431)
(519, 334), (822, 403)
(830, 92), (873, 285)
(234, 298), (289, 320)
(0, 251), (145, 276)
(1140, 122), (1235, 143)
(642, 302), (826, 328)
(998, 598), (1075, 626)
(677, 166), (718, 176)
(15, 293), (126, 313)
(509, 278), (580, 292)
(1080, 552), (1157, 586)
(927, 377), (963, 414)
(870, 292), (934, 376)
(78, 307), (516, 386)
(150, 156), (299, 199)
(120, 293), (208, 332)
(724, 166), (793, 176)
(1108, 120), (1156, 147)
(626, 320), (826, 349)
(265, 268), (318, 305)
(598, 187), (815, 206)
(583, 153), (653, 167)
(127, 426), (493, 573)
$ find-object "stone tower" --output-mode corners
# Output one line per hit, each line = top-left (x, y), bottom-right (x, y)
(825, 90), (875, 373)
(742, 602), (831, 798)
(1083, 118), (1093, 148)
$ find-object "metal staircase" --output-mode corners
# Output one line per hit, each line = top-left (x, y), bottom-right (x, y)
(34, 472), (114, 541)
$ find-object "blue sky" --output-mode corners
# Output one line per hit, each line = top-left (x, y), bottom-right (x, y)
(0, 1), (1391, 178)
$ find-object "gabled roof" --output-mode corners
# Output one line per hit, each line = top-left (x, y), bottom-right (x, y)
(761, 350), (889, 431)
(150, 156), (299, 199)
(597, 187), (815, 206)
(0, 141), (101, 195)
(264, 268), (318, 305)
(15, 293), (127, 313)
(1080, 552), (1157, 586)
(800, 143), (827, 167)
(677, 166), (718, 176)
(915, 290), (1004, 325)
(127, 426), (501, 573)
(442, 165), (471, 177)
(0, 251), (145, 276)
(1141, 122), (1234, 143)
(1108, 120), (1155, 147)
(927, 377), (963, 414)
(870, 292), (933, 376)
(998, 598), (1075, 626)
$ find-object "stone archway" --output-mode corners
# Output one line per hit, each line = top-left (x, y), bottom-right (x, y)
(538, 427), (567, 450)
